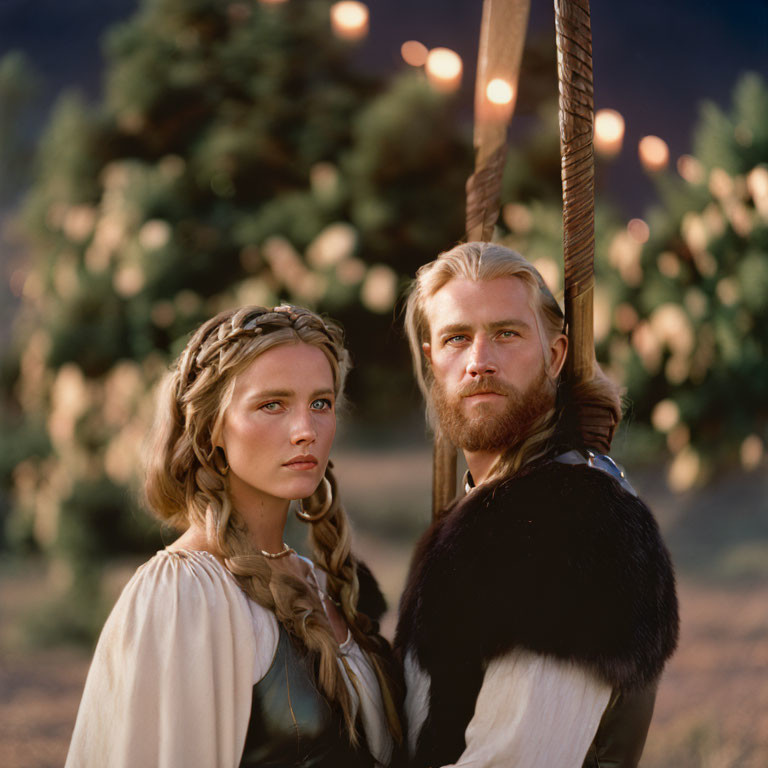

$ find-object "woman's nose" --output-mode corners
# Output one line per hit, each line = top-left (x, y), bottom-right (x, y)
(290, 412), (317, 445)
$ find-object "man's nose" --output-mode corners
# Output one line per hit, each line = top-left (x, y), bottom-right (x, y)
(290, 411), (317, 445)
(466, 337), (497, 377)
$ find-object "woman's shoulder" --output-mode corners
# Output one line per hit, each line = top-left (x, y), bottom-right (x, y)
(128, 548), (245, 600)
(109, 549), (274, 650)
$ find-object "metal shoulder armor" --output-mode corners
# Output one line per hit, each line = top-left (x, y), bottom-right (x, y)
(554, 449), (638, 497)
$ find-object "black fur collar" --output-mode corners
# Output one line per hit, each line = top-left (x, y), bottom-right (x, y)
(395, 460), (678, 765)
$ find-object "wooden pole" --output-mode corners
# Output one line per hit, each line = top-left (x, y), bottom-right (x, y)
(555, 0), (596, 386)
(555, 0), (617, 453)
(432, 0), (532, 520)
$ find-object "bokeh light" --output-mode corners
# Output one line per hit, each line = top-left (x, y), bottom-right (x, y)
(638, 135), (669, 173)
(425, 47), (462, 93)
(401, 40), (428, 67)
(627, 218), (650, 243)
(330, 1), (369, 41)
(740, 435), (764, 470)
(486, 78), (514, 105)
(652, 399), (680, 433)
(676, 154), (705, 184)
(594, 109), (625, 157)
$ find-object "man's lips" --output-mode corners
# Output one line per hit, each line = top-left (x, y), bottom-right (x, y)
(283, 455), (319, 470)
(463, 391), (506, 400)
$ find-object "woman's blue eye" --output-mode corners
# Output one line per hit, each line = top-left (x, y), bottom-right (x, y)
(446, 335), (467, 345)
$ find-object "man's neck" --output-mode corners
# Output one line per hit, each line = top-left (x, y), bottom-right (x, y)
(463, 449), (502, 487)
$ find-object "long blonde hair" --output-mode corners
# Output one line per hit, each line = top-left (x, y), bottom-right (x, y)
(404, 242), (621, 481)
(145, 305), (401, 744)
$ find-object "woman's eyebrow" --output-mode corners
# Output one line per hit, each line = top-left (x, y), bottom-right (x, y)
(245, 388), (334, 402)
(245, 389), (293, 401)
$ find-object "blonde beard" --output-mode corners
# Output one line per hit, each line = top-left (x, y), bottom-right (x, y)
(431, 367), (555, 453)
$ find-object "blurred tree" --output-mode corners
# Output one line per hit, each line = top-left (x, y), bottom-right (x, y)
(0, 52), (39, 207)
(496, 72), (768, 491)
(2, 0), (470, 638)
(596, 72), (768, 490)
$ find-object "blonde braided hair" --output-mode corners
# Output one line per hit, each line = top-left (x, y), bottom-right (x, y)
(145, 305), (401, 745)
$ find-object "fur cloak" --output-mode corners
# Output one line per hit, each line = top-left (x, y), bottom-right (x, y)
(395, 458), (679, 766)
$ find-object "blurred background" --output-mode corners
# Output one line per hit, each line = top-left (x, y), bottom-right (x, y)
(0, 0), (767, 765)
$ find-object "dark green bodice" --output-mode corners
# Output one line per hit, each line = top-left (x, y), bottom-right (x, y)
(239, 626), (375, 768)
(582, 683), (658, 768)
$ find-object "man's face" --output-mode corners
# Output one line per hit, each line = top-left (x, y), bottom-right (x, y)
(422, 276), (567, 452)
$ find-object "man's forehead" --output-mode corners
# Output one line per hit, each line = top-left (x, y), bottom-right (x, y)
(424, 276), (535, 331)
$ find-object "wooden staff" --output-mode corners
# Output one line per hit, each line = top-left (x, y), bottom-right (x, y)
(555, 0), (616, 452)
(432, 0), (532, 519)
(555, 0), (595, 386)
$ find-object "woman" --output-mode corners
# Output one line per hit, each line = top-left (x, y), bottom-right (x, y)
(66, 305), (401, 767)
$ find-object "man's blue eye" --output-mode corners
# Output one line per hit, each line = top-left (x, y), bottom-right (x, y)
(311, 398), (333, 410)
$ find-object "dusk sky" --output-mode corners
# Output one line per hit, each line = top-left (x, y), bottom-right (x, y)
(1, 0), (766, 215)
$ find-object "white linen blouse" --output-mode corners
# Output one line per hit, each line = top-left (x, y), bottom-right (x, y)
(405, 648), (611, 767)
(66, 549), (393, 768)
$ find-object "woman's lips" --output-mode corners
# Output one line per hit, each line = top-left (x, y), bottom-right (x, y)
(283, 455), (318, 470)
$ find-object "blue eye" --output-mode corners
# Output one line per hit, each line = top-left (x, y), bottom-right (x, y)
(311, 398), (333, 411)
(498, 330), (519, 339)
(260, 401), (282, 412)
(445, 335), (468, 345)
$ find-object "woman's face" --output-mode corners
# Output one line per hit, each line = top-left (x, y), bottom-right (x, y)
(220, 342), (337, 509)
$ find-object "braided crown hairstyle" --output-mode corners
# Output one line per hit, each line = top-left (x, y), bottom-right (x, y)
(145, 305), (401, 744)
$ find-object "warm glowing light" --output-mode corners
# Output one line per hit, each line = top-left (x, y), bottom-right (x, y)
(401, 40), (428, 67)
(638, 135), (669, 173)
(330, 2), (369, 41)
(741, 435), (764, 470)
(594, 109), (625, 157)
(627, 218), (650, 243)
(486, 78), (514, 105)
(651, 399), (680, 433)
(361, 265), (397, 313)
(747, 165), (768, 218)
(668, 447), (701, 492)
(425, 47), (462, 93)
(708, 167), (734, 199)
(676, 154), (704, 185)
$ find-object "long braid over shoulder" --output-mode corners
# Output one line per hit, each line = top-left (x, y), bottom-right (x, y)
(144, 305), (401, 745)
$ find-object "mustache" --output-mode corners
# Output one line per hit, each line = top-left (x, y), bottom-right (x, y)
(459, 377), (518, 398)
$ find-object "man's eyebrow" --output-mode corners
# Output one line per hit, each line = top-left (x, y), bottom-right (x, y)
(488, 318), (533, 332)
(436, 319), (533, 337)
(435, 323), (472, 337)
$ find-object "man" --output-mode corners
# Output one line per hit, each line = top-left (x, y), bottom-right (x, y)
(395, 242), (679, 768)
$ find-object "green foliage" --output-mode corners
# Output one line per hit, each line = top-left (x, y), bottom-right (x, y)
(24, 561), (110, 647)
(55, 477), (163, 563)
(495, 75), (768, 488)
(3, 0), (471, 641)
(599, 72), (768, 486)
(693, 72), (768, 175)
(0, 52), (40, 205)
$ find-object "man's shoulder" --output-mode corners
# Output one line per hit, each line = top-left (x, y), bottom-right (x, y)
(400, 455), (679, 692)
(453, 454), (653, 541)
